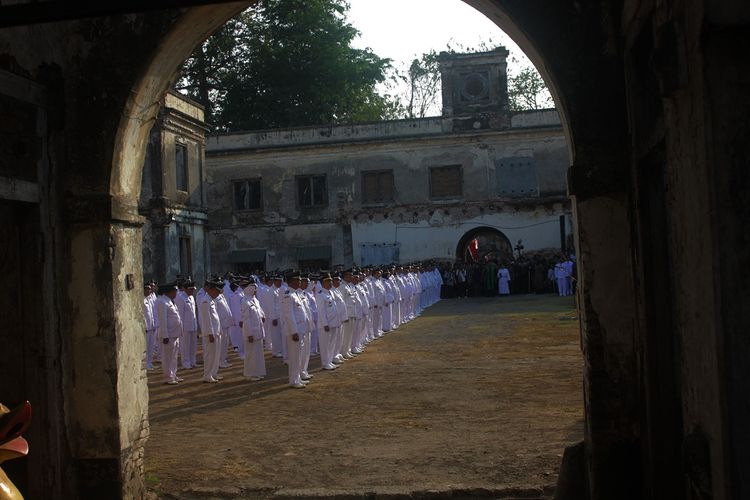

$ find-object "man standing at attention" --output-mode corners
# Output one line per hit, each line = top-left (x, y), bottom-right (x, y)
(198, 278), (223, 383)
(175, 278), (198, 369)
(241, 277), (267, 381)
(315, 272), (340, 371)
(155, 282), (183, 385)
(282, 272), (307, 388)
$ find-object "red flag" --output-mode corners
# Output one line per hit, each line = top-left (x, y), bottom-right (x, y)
(468, 238), (479, 261)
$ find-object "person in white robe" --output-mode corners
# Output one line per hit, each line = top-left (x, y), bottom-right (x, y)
(497, 265), (511, 295)
(241, 277), (266, 380)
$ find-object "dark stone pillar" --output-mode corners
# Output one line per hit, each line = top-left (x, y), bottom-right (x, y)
(63, 195), (150, 498)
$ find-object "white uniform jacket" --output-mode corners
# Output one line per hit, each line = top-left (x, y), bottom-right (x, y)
(175, 292), (197, 332)
(241, 295), (266, 340)
(281, 288), (307, 335)
(315, 288), (341, 329)
(197, 294), (221, 338)
(156, 295), (182, 340)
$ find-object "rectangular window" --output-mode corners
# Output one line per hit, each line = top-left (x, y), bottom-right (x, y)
(429, 165), (463, 199)
(296, 174), (327, 208)
(361, 170), (394, 204)
(178, 236), (192, 277)
(233, 179), (262, 211)
(175, 143), (188, 192)
(298, 258), (330, 271)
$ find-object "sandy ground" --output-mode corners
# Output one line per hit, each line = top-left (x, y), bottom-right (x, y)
(145, 295), (583, 499)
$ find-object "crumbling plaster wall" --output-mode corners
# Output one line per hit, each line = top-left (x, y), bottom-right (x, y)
(206, 119), (569, 269)
(352, 208), (569, 264)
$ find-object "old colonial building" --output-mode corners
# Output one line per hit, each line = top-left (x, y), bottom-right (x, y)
(206, 49), (571, 272)
(140, 91), (210, 283)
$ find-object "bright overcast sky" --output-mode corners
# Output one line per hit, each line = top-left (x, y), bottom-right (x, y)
(346, 0), (532, 72)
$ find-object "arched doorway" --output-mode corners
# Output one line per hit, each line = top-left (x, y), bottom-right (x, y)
(456, 226), (513, 263)
(0, 0), (683, 498)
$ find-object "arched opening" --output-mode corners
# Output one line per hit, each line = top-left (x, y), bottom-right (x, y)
(129, 3), (587, 496)
(0, 0), (664, 498)
(456, 226), (513, 263)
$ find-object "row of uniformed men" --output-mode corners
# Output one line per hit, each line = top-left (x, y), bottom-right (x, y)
(143, 266), (443, 387)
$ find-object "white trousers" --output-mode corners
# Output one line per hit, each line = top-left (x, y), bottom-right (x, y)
(181, 329), (197, 368)
(301, 331), (312, 377)
(220, 327), (231, 362)
(341, 319), (355, 356)
(229, 325), (244, 357)
(353, 317), (364, 350)
(373, 306), (383, 335)
(331, 326), (342, 362)
(286, 332), (303, 385)
(146, 329), (157, 368)
(310, 328), (319, 354)
(202, 333), (220, 380)
(243, 336), (266, 378)
(270, 320), (283, 356)
(382, 304), (392, 332)
(366, 310), (375, 340)
(334, 322), (345, 358)
(318, 326), (332, 368)
(161, 337), (180, 382)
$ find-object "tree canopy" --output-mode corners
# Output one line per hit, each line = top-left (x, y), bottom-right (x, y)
(507, 64), (554, 112)
(177, 0), (396, 132)
(384, 44), (554, 118)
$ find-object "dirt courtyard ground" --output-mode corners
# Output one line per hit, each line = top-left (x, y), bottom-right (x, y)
(145, 295), (583, 499)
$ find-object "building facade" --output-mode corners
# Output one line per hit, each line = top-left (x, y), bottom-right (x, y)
(140, 91), (210, 283)
(205, 49), (571, 272)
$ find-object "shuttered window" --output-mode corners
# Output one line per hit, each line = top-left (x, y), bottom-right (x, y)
(429, 165), (462, 198)
(362, 170), (394, 204)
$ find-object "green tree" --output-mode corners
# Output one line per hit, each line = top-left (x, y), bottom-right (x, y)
(177, 0), (396, 131)
(507, 65), (554, 111)
(386, 45), (554, 118)
(399, 50), (442, 119)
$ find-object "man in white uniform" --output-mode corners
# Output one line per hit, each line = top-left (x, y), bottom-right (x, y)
(155, 282), (182, 385)
(330, 274), (348, 364)
(257, 275), (275, 353)
(341, 269), (360, 359)
(143, 283), (157, 370)
(271, 274), (286, 360)
(241, 277), (267, 380)
(197, 278), (223, 383)
(298, 275), (315, 383)
(175, 279), (198, 369)
(315, 272), (340, 370)
(227, 280), (246, 360)
(371, 268), (386, 337)
(281, 272), (307, 388)
(214, 287), (234, 369)
(554, 256), (569, 296)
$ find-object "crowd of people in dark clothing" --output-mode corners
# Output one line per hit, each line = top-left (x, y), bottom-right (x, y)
(438, 251), (577, 298)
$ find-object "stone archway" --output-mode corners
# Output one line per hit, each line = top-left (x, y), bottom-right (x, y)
(105, 3), (639, 496)
(4, 2), (747, 500)
(456, 226), (514, 263)
(0, 3), (636, 496)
